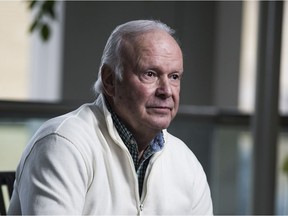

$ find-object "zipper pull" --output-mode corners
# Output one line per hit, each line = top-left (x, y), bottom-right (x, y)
(140, 203), (144, 211)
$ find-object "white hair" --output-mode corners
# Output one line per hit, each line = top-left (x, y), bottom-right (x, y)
(93, 19), (177, 94)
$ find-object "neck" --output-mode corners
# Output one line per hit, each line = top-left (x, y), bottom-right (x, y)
(131, 129), (160, 153)
(104, 94), (161, 153)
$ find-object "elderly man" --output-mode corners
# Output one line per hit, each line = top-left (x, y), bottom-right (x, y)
(8, 20), (213, 215)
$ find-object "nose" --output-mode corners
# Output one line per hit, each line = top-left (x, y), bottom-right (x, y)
(155, 77), (172, 99)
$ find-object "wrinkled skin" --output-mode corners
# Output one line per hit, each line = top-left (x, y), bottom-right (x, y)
(103, 30), (183, 151)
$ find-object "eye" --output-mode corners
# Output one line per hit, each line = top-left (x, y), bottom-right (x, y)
(171, 74), (179, 80)
(169, 73), (181, 81)
(145, 70), (157, 78)
(140, 70), (158, 83)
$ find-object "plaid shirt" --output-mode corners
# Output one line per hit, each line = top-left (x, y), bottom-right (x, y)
(105, 99), (164, 197)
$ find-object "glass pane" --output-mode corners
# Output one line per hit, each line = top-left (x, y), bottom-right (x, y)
(238, 0), (259, 113)
(279, 1), (288, 114)
(0, 119), (45, 171)
(210, 126), (253, 215)
(0, 1), (30, 101)
(276, 1), (288, 214)
(276, 131), (288, 214)
(169, 115), (253, 215)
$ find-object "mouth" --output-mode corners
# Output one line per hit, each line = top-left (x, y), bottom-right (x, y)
(147, 106), (173, 114)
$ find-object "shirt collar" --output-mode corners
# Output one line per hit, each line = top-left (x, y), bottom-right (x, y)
(104, 97), (164, 152)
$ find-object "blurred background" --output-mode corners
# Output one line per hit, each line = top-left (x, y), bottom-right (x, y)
(0, 1), (288, 215)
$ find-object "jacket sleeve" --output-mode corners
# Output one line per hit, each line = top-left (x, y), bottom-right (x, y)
(11, 134), (89, 215)
(190, 156), (214, 215)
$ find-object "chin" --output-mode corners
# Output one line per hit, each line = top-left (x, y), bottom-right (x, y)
(152, 121), (171, 130)
(145, 116), (173, 130)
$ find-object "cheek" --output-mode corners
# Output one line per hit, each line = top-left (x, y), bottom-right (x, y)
(129, 83), (153, 100)
(172, 87), (180, 99)
(116, 84), (148, 108)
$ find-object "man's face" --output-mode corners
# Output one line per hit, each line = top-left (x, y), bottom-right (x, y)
(110, 30), (183, 136)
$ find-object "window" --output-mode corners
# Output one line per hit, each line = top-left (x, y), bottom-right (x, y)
(0, 1), (29, 101)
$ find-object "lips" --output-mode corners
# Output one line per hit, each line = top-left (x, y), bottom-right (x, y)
(150, 106), (172, 110)
(147, 106), (173, 114)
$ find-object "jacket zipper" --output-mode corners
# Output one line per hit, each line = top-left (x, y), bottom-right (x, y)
(138, 150), (164, 214)
(114, 138), (165, 215)
(121, 147), (142, 214)
(111, 138), (142, 215)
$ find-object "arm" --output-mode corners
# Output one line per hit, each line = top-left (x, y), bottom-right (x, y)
(191, 158), (213, 215)
(16, 134), (89, 214)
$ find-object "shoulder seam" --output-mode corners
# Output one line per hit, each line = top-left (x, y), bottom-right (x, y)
(17, 132), (90, 188)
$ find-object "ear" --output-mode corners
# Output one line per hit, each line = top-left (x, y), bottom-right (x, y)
(101, 64), (115, 97)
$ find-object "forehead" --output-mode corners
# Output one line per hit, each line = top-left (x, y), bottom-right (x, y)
(135, 30), (181, 54)
(122, 30), (183, 70)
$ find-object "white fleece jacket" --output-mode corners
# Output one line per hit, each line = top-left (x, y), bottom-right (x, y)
(8, 94), (213, 215)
